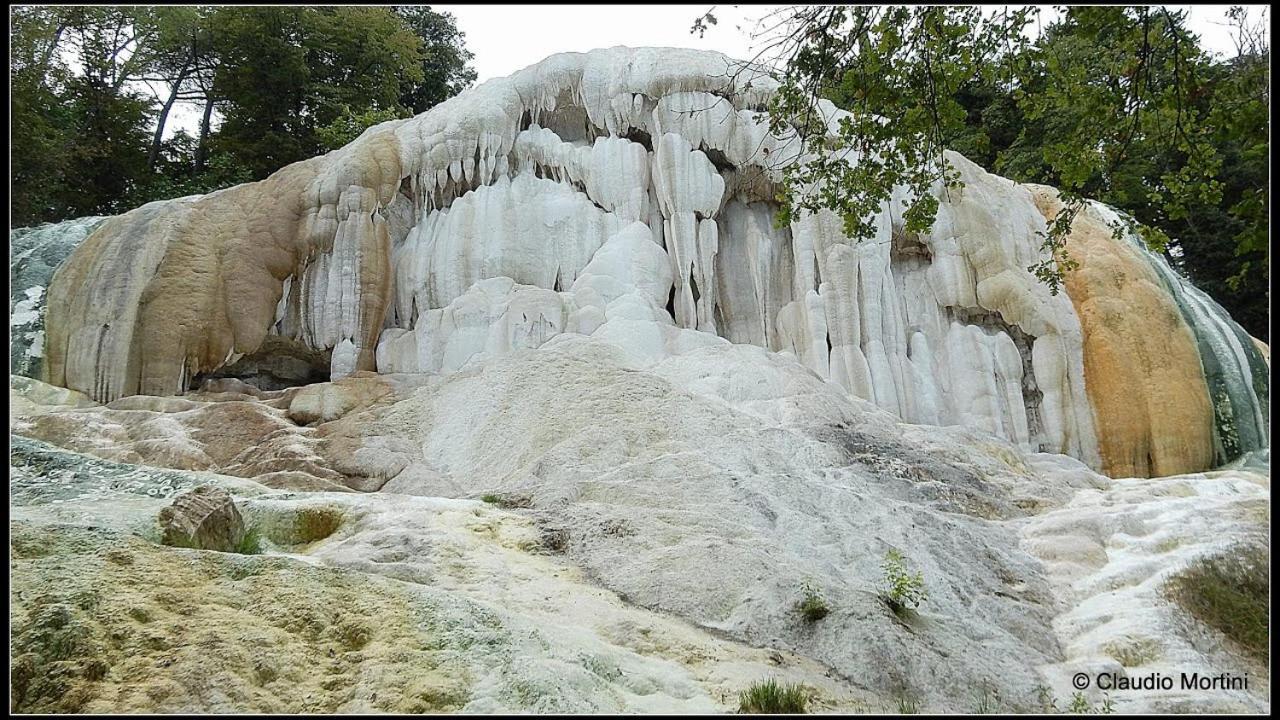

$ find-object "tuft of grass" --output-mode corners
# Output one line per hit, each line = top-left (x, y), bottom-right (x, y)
(795, 584), (830, 622)
(479, 492), (533, 509)
(738, 678), (809, 714)
(1163, 544), (1268, 662)
(894, 690), (920, 714)
(970, 677), (999, 713)
(1067, 691), (1114, 714)
(234, 527), (264, 555)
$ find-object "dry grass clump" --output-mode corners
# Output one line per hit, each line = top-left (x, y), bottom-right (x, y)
(1163, 543), (1268, 661)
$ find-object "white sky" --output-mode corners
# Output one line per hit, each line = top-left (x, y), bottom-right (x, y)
(166, 4), (1268, 135)
(437, 4), (1267, 83)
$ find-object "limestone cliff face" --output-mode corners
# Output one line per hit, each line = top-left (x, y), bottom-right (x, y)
(36, 46), (1268, 477)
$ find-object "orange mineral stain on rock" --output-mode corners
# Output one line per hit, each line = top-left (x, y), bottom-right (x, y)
(1025, 185), (1214, 478)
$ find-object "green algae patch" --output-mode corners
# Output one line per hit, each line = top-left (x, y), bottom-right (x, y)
(9, 521), (476, 713)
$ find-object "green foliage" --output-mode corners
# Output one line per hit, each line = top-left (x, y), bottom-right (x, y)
(894, 688), (921, 714)
(10, 7), (158, 222)
(794, 583), (830, 622)
(316, 105), (407, 152)
(479, 493), (534, 510)
(756, 5), (1269, 329)
(765, 6), (1036, 271)
(394, 6), (478, 114)
(1163, 543), (1269, 661)
(881, 549), (927, 615)
(1034, 684), (1059, 713)
(141, 130), (255, 199)
(10, 6), (476, 225)
(234, 527), (264, 555)
(1067, 691), (1115, 714)
(738, 678), (809, 714)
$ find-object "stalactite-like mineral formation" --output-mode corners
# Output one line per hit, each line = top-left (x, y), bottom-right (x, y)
(33, 47), (1269, 477)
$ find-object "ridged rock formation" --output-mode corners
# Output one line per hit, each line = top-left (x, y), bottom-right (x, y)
(10, 216), (108, 377)
(1026, 188), (1216, 478)
(34, 47), (1269, 477)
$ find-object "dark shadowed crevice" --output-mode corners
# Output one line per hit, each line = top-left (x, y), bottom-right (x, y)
(622, 128), (653, 151)
(700, 146), (734, 172)
(947, 306), (1047, 450)
(190, 336), (332, 392)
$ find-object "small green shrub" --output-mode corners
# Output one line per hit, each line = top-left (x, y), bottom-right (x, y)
(882, 549), (927, 615)
(1163, 544), (1268, 662)
(1067, 691), (1114, 714)
(738, 678), (809, 714)
(795, 584), (830, 622)
(234, 527), (263, 555)
(480, 494), (501, 504)
(1034, 684), (1058, 713)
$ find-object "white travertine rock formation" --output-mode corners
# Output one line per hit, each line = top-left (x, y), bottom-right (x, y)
(10, 332), (1269, 712)
(37, 46), (1268, 476)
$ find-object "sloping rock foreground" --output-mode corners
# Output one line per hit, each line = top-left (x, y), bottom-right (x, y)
(9, 328), (1269, 713)
(24, 46), (1267, 478)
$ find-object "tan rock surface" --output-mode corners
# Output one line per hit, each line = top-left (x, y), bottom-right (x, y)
(44, 125), (403, 402)
(287, 372), (396, 425)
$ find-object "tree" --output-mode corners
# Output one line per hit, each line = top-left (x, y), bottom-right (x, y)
(11, 6), (158, 222)
(12, 6), (478, 226)
(205, 7), (313, 179)
(11, 6), (77, 223)
(315, 105), (404, 152)
(130, 7), (219, 169)
(394, 6), (477, 114)
(208, 6), (448, 177)
(716, 5), (1267, 313)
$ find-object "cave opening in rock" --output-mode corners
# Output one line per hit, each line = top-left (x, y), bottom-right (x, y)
(189, 336), (332, 392)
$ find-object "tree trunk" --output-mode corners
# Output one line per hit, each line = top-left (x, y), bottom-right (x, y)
(38, 24), (66, 81)
(148, 64), (192, 169)
(194, 94), (215, 172)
